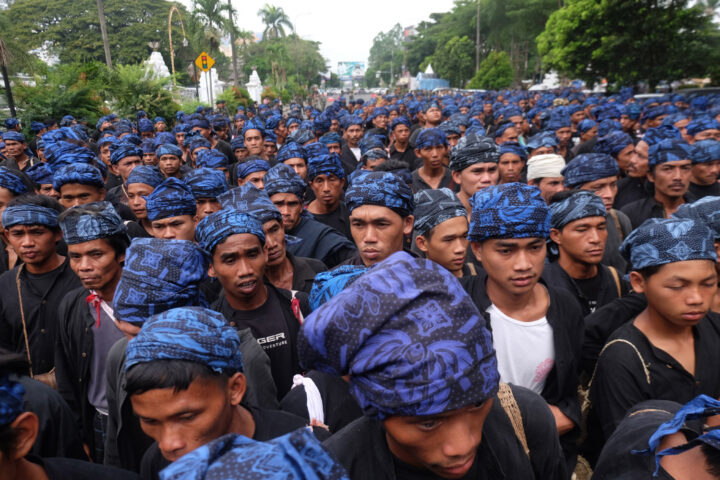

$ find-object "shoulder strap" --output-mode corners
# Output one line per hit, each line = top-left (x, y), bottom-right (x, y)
(608, 209), (625, 242)
(497, 382), (530, 457)
(290, 290), (305, 325)
(465, 262), (477, 276)
(15, 264), (34, 378)
(607, 266), (622, 297)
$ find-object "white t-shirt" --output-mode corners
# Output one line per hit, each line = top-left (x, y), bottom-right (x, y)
(350, 147), (361, 161)
(486, 304), (555, 394)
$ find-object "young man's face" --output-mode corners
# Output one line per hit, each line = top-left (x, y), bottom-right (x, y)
(112, 156), (143, 182)
(425, 108), (442, 125)
(571, 110), (586, 125)
(630, 259), (717, 327)
(3, 140), (26, 158)
(131, 374), (245, 462)
(264, 142), (278, 158)
(262, 219), (287, 267)
(580, 176), (618, 211)
(550, 216), (607, 267)
(580, 127), (597, 143)
(326, 142), (341, 155)
(694, 129), (720, 142)
(37, 184), (60, 200)
(151, 215), (196, 241)
(416, 216), (468, 276)
(649, 160), (692, 200)
(496, 127), (519, 145)
(282, 158), (307, 181)
(175, 132), (185, 148)
(452, 163), (499, 198)
(350, 205), (414, 267)
(158, 155), (182, 178)
(372, 115), (388, 130)
(383, 400), (493, 479)
(143, 153), (158, 166)
(58, 184), (105, 209)
(195, 198), (221, 222)
(233, 148), (249, 163)
(209, 233), (268, 301)
(67, 238), (124, 293)
(498, 154), (524, 184)
(529, 146), (555, 158)
(629, 141), (650, 178)
(393, 125), (411, 145)
(345, 125), (363, 147)
(471, 237), (546, 296)
(5, 225), (61, 267)
(270, 193), (303, 231)
(310, 174), (344, 210)
(555, 127), (572, 146)
(100, 144), (112, 166)
(127, 183), (154, 220)
(415, 145), (446, 170)
(616, 143), (635, 172)
(528, 177), (564, 204)
(243, 129), (264, 156)
(238, 171), (266, 190)
(691, 160), (720, 186)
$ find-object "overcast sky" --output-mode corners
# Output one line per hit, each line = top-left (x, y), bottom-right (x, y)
(180, 0), (456, 72)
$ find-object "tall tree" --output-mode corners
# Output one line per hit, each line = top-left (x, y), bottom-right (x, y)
(192, 0), (232, 55)
(366, 24), (404, 87)
(257, 4), (293, 40)
(537, 0), (718, 87)
(432, 36), (475, 87)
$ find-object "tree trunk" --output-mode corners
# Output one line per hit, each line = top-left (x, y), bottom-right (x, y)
(227, 0), (239, 85)
(96, 0), (113, 69)
(1, 61), (16, 117)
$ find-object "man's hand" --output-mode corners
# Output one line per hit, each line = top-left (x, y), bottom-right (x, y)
(548, 405), (575, 435)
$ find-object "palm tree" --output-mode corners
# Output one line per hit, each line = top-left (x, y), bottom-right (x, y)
(700, 0), (719, 17)
(257, 4), (294, 40)
(192, 0), (232, 55)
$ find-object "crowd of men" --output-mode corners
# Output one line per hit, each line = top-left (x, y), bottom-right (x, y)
(0, 87), (720, 479)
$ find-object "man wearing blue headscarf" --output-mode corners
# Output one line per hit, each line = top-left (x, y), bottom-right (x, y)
(55, 202), (130, 462)
(306, 154), (351, 240)
(183, 167), (227, 222)
(462, 183), (584, 471)
(412, 128), (452, 192)
(586, 218), (720, 465)
(543, 191), (629, 317)
(0, 195), (82, 380)
(123, 307), (310, 480)
(449, 133), (500, 214)
(304, 252), (566, 479)
(265, 164), (356, 268)
(0, 131), (39, 172)
(389, 116), (419, 171)
(687, 139), (720, 201)
(339, 115), (364, 175)
(106, 140), (143, 207)
(190, 115), (234, 165)
(145, 178), (197, 241)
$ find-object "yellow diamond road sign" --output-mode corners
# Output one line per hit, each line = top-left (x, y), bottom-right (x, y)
(195, 52), (215, 72)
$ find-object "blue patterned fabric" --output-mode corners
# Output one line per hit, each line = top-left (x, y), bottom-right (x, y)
(196, 209), (266, 254)
(550, 190), (606, 230)
(219, 184), (281, 224)
(620, 218), (716, 270)
(196, 149), (229, 169)
(242, 118), (266, 137)
(264, 163), (306, 201)
(692, 139), (720, 164)
(112, 238), (209, 325)
(59, 201), (128, 245)
(298, 251), (499, 420)
(265, 114), (283, 130)
(413, 188), (467, 237)
(358, 135), (385, 156)
(309, 265), (368, 312)
(154, 132), (177, 147)
(525, 131), (558, 152)
(189, 117), (211, 130)
(185, 135), (212, 153)
(313, 112), (332, 134)
(156, 144), (183, 158)
(159, 429), (350, 480)
(361, 149), (388, 164)
(125, 307), (243, 374)
(597, 119), (622, 137)
(499, 141), (527, 162)
(642, 125), (681, 146)
(594, 131), (633, 157)
(493, 122), (515, 139)
(230, 136), (245, 151)
(577, 119), (597, 134)
(26, 163), (54, 185)
(145, 177), (197, 221)
(631, 395), (720, 476)
(686, 117), (720, 137)
(126, 165), (165, 188)
(448, 133), (500, 172)
(390, 116), (411, 131)
(438, 122), (461, 137)
(138, 118), (154, 133)
(561, 153), (619, 188)
(286, 129), (314, 145)
(3, 118), (19, 129)
(236, 159), (270, 180)
(44, 142), (96, 169)
(345, 171), (414, 217)
(276, 142), (307, 163)
(2, 131), (25, 143)
(29, 122), (45, 133)
(340, 115), (363, 129)
(546, 114), (571, 131)
(303, 142), (329, 159)
(2, 204), (59, 229)
(673, 196), (720, 238)
(468, 183), (551, 242)
(109, 141), (143, 165)
(52, 163), (104, 191)
(648, 138), (694, 166)
(140, 139), (157, 154)
(307, 154), (345, 181)
(184, 168), (228, 199)
(0, 374), (25, 426)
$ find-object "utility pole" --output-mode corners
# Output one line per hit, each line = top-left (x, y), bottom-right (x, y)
(227, 0), (239, 86)
(97, 0), (113, 69)
(475, 0), (481, 71)
(0, 39), (16, 117)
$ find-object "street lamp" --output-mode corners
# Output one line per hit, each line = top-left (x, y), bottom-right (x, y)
(168, 4), (188, 88)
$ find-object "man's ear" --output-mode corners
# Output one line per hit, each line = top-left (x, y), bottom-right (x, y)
(646, 169), (655, 184)
(470, 241), (483, 263)
(415, 234), (429, 253)
(549, 228), (562, 246)
(9, 412), (39, 460)
(403, 215), (414, 236)
(208, 263), (216, 279)
(110, 164), (119, 176)
(414, 149), (421, 158)
(451, 170), (462, 186)
(227, 372), (247, 406)
(629, 271), (646, 294)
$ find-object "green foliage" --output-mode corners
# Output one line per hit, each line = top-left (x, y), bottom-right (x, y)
(467, 51), (513, 89)
(367, 24), (404, 86)
(538, 0), (719, 87)
(326, 73), (341, 88)
(242, 35), (325, 89)
(257, 4), (294, 40)
(13, 62), (107, 127)
(216, 85), (252, 110)
(261, 86), (279, 103)
(432, 36), (475, 87)
(106, 64), (179, 121)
